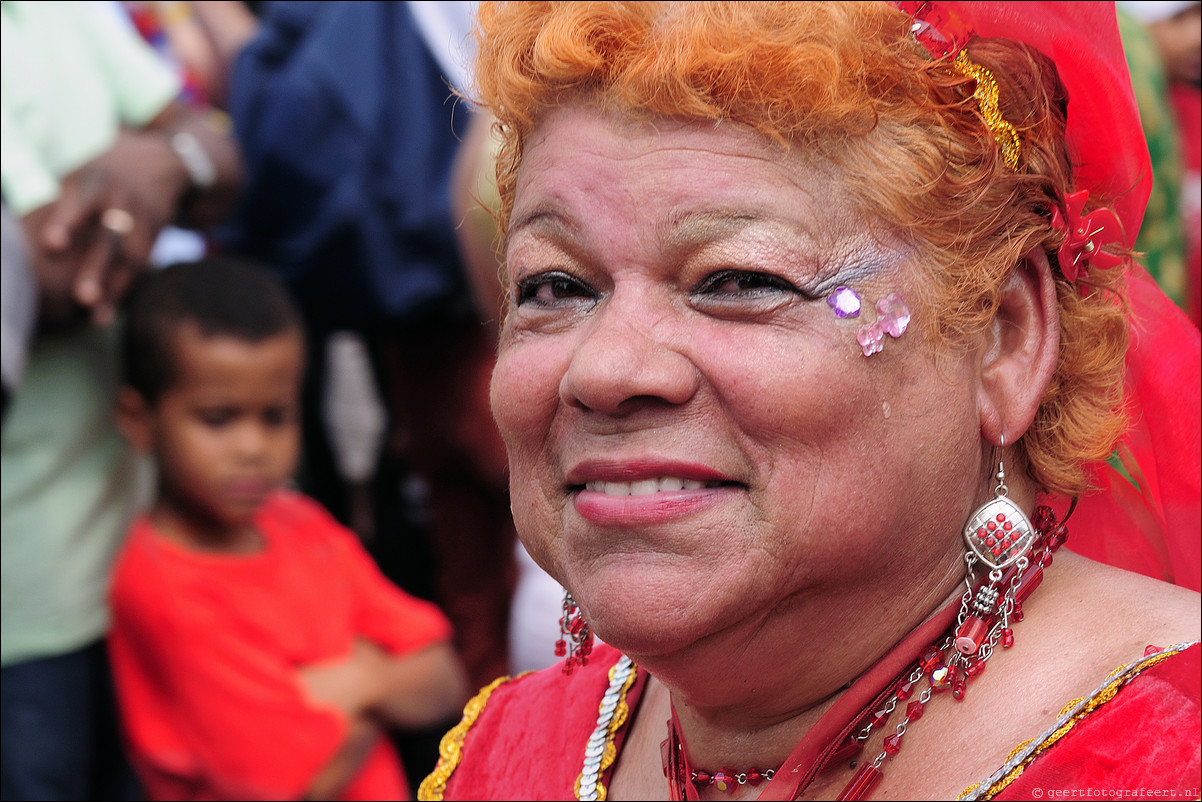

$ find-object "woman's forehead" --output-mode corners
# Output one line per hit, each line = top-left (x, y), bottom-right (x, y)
(511, 103), (906, 270)
(517, 105), (830, 218)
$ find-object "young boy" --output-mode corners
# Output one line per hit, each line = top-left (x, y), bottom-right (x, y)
(108, 259), (469, 801)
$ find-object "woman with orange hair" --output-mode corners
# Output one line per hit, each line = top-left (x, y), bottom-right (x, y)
(422, 3), (1201, 800)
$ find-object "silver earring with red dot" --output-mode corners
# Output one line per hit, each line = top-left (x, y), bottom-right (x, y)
(953, 435), (1040, 667)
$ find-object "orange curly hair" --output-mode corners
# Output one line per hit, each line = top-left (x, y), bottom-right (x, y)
(472, 1), (1130, 497)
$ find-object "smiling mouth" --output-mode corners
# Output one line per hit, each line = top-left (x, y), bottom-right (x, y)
(581, 477), (728, 496)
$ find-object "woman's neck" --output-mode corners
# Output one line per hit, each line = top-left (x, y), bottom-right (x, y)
(639, 474), (1044, 774)
(628, 545), (966, 781)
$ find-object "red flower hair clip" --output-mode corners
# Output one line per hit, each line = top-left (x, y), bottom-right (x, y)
(1050, 190), (1123, 283)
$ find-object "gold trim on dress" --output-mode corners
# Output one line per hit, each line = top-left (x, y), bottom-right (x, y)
(418, 674), (514, 801)
(958, 641), (1199, 800)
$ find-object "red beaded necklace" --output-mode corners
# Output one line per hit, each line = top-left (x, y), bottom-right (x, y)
(661, 504), (1066, 801)
(662, 705), (776, 799)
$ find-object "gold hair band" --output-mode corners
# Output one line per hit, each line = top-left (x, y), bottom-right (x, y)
(951, 49), (1022, 171)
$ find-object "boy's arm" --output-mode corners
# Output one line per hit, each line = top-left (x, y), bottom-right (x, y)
(367, 639), (466, 726)
(365, 640), (471, 728)
(301, 639), (470, 730)
(302, 716), (381, 802)
(296, 497), (471, 724)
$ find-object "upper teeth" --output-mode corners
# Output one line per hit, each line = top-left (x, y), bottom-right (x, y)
(584, 478), (709, 495)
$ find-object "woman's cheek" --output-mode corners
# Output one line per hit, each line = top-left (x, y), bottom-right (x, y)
(491, 338), (568, 446)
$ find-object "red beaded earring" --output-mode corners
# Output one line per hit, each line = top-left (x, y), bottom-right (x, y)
(556, 591), (593, 675)
(955, 436), (1040, 659)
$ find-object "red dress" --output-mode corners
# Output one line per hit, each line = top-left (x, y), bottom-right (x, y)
(109, 491), (453, 801)
(421, 642), (1200, 801)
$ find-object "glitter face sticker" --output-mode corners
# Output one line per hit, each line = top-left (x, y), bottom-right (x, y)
(825, 289), (911, 357)
(875, 293), (910, 338)
(827, 286), (862, 318)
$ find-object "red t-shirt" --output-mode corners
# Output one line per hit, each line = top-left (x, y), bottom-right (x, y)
(109, 491), (452, 801)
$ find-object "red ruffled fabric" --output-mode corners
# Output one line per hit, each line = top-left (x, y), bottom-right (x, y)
(432, 644), (1202, 800)
(440, 644), (648, 801)
(996, 643), (1201, 799)
(1070, 268), (1202, 591)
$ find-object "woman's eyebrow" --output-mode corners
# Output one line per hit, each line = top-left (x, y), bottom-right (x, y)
(508, 205), (578, 241)
(659, 209), (818, 250)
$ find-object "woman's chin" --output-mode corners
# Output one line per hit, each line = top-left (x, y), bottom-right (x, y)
(563, 556), (770, 658)
(582, 592), (746, 661)
(588, 616), (700, 660)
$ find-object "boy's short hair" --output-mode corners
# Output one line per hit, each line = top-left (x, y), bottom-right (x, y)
(122, 257), (303, 403)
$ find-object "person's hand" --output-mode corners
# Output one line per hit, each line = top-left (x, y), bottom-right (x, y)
(299, 639), (469, 729)
(32, 127), (191, 325)
(298, 639), (390, 719)
(19, 203), (102, 326)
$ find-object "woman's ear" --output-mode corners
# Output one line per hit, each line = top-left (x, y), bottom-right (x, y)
(115, 387), (154, 453)
(977, 249), (1059, 447)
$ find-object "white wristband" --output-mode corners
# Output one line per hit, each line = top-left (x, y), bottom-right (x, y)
(169, 130), (217, 189)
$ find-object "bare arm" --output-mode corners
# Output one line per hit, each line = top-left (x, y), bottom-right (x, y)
(364, 641), (471, 729)
(143, 100), (243, 227)
(301, 639), (470, 732)
(171, 1), (260, 108)
(301, 715), (381, 802)
(27, 100), (241, 325)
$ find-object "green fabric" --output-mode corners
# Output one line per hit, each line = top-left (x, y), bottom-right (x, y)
(1118, 7), (1187, 308)
(0, 0), (173, 665)
(0, 0), (180, 215)
(1, 325), (152, 666)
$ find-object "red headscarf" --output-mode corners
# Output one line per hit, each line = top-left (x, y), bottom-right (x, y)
(902, 1), (1200, 590)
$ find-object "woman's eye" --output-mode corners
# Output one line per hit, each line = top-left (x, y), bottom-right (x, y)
(514, 271), (597, 308)
(694, 269), (800, 299)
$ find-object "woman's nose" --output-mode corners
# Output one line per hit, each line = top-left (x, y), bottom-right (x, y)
(558, 293), (700, 416)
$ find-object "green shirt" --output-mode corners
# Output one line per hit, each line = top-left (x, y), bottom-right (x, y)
(1, 326), (152, 665)
(0, 0), (175, 665)
(1, 0), (180, 215)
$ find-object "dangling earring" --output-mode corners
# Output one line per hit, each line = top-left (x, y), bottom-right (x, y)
(556, 591), (593, 675)
(816, 440), (1068, 790)
(954, 434), (1038, 659)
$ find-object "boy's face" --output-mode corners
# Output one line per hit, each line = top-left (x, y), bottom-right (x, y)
(129, 324), (304, 532)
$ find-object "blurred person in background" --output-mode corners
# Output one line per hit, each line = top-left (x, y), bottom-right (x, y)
(1117, 4), (1188, 311)
(1, 203), (36, 423)
(1, 2), (240, 797)
(1121, 0), (1201, 326)
(220, 1), (518, 697)
(110, 259), (468, 801)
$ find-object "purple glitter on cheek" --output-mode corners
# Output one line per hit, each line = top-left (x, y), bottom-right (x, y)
(827, 286), (862, 318)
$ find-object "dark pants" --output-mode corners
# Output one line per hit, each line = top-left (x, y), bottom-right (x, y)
(0, 640), (140, 801)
